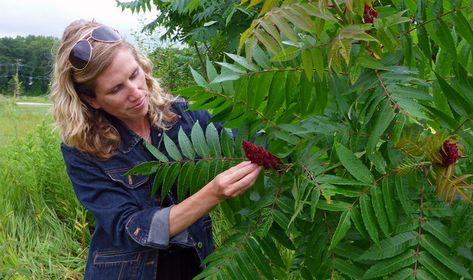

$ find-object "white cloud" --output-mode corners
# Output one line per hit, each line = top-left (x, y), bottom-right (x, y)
(0, 0), (157, 44)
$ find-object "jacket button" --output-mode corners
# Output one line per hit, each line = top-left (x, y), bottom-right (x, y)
(197, 242), (203, 249)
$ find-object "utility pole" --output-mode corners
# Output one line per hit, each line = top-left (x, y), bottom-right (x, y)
(13, 59), (22, 100)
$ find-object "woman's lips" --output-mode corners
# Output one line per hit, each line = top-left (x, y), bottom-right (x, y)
(131, 96), (146, 110)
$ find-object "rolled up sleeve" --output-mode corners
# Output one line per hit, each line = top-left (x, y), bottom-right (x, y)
(61, 144), (192, 250)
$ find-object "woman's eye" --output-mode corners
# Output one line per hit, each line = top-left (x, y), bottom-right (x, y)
(110, 85), (122, 94)
(130, 69), (138, 79)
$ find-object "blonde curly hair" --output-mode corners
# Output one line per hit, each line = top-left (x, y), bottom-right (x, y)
(51, 20), (176, 158)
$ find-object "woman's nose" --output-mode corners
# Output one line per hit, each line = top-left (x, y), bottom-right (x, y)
(127, 81), (142, 100)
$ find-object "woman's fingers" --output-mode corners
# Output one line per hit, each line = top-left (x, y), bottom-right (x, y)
(230, 165), (261, 188)
(223, 162), (259, 183)
(226, 166), (262, 197)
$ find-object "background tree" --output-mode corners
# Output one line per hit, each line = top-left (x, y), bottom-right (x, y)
(0, 36), (58, 96)
(118, 0), (257, 73)
(148, 46), (200, 91)
(124, 0), (473, 278)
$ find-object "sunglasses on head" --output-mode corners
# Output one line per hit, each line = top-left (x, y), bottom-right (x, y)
(68, 26), (121, 70)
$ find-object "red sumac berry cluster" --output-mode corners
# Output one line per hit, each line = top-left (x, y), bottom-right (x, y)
(242, 141), (281, 170)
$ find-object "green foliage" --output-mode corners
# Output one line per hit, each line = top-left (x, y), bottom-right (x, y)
(132, 0), (473, 278)
(0, 36), (58, 96)
(0, 123), (90, 279)
(148, 47), (200, 91)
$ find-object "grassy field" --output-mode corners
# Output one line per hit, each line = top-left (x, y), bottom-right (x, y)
(0, 94), (229, 279)
(0, 95), (88, 279)
(0, 95), (52, 146)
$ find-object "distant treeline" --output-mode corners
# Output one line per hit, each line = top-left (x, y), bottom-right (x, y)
(0, 35), (59, 96)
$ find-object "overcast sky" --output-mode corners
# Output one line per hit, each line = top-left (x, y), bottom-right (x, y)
(0, 0), (160, 46)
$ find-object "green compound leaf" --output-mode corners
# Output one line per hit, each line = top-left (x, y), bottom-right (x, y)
(178, 127), (196, 160)
(329, 208), (352, 250)
(163, 134), (183, 161)
(335, 142), (374, 184)
(191, 122), (210, 158)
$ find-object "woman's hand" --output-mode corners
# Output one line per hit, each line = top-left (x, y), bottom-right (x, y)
(210, 161), (262, 202)
(169, 161), (261, 236)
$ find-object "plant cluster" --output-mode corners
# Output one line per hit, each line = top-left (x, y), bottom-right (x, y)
(123, 0), (473, 279)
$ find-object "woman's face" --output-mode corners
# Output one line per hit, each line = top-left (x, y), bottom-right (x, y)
(86, 48), (149, 127)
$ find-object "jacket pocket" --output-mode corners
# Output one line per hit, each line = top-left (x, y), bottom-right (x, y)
(106, 167), (149, 189)
(91, 250), (141, 280)
(93, 250), (140, 264)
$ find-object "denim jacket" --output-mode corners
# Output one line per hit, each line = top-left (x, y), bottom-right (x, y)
(61, 99), (215, 279)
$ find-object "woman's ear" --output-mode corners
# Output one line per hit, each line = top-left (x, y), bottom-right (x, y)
(80, 95), (101, 110)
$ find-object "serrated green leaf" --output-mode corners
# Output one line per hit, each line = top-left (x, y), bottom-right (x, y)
(368, 152), (387, 174)
(205, 56), (218, 82)
(205, 123), (221, 157)
(351, 205), (369, 239)
(421, 220), (454, 248)
(362, 250), (417, 279)
(152, 165), (168, 197)
(310, 187), (320, 220)
(301, 49), (313, 81)
(418, 251), (456, 280)
(317, 200), (351, 211)
(210, 73), (242, 84)
(419, 234), (472, 279)
(366, 99), (396, 154)
(268, 13), (298, 42)
(225, 52), (259, 71)
(161, 164), (180, 199)
(178, 127), (195, 160)
(177, 162), (193, 202)
(125, 161), (160, 175)
(395, 176), (416, 215)
(163, 134), (183, 161)
(189, 161), (206, 195)
(329, 208), (352, 250)
(358, 231), (418, 260)
(270, 47), (300, 62)
(435, 73), (473, 115)
(219, 129), (234, 158)
(259, 236), (285, 268)
(360, 194), (379, 244)
(190, 66), (208, 87)
(265, 71), (287, 117)
(299, 3), (337, 21)
(245, 237), (274, 279)
(416, 268), (437, 280)
(382, 177), (398, 229)
(333, 242), (365, 260)
(235, 252), (257, 280)
(280, 6), (314, 32)
(316, 175), (369, 186)
(259, 20), (282, 49)
(390, 268), (414, 280)
(370, 186), (390, 237)
(334, 258), (365, 279)
(259, 0), (278, 15)
(357, 55), (390, 70)
(252, 45), (271, 69)
(434, 19), (457, 61)
(452, 11), (473, 48)
(191, 122), (210, 158)
(335, 142), (374, 184)
(215, 62), (247, 74)
(312, 47), (325, 80)
(144, 141), (169, 162)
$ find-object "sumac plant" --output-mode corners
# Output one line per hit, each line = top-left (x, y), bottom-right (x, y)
(125, 0), (473, 279)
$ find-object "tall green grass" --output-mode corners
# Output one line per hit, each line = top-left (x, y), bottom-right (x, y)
(0, 107), (90, 279)
(0, 95), (51, 146)
(0, 96), (230, 279)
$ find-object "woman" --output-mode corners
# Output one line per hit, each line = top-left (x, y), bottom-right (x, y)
(51, 19), (261, 279)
